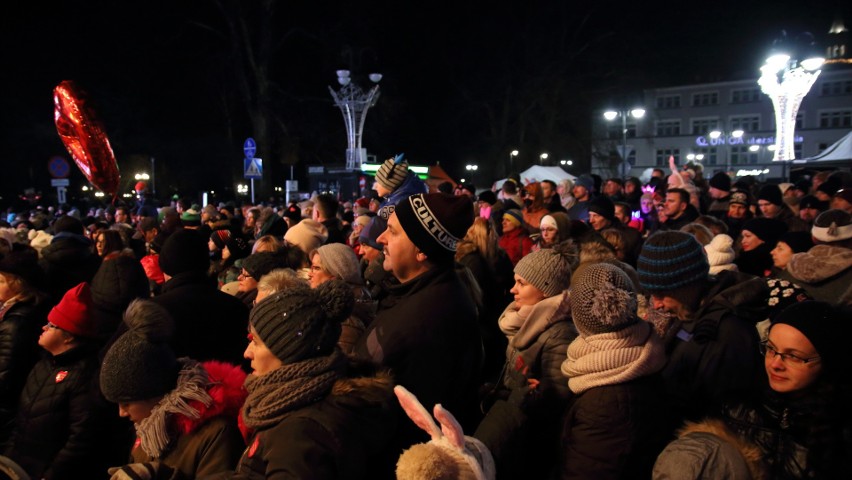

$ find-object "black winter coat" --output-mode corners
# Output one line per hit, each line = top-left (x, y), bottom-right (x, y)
(5, 346), (110, 479)
(0, 300), (47, 444)
(152, 271), (249, 367)
(38, 234), (101, 305)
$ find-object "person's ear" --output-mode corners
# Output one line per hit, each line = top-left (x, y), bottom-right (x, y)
(415, 250), (428, 262)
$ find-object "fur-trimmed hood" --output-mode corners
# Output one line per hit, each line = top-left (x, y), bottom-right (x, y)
(173, 360), (247, 435)
(654, 418), (765, 480)
(786, 245), (852, 283)
(329, 363), (395, 408)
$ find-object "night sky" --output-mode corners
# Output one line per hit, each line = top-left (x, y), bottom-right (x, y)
(1, 0), (848, 206)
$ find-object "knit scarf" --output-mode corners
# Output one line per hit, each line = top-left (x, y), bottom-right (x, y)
(135, 359), (212, 458)
(560, 322), (666, 395)
(242, 352), (345, 430)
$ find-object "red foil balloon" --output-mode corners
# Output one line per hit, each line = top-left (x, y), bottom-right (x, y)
(53, 81), (120, 200)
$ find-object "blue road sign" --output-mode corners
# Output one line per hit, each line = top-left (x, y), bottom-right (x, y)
(243, 138), (257, 159)
(48, 156), (70, 178)
(244, 158), (263, 179)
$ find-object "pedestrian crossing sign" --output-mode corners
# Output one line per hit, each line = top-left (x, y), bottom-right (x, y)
(244, 158), (263, 179)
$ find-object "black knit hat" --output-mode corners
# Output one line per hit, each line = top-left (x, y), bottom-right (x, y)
(637, 231), (709, 309)
(571, 263), (638, 336)
(742, 217), (787, 246)
(771, 300), (844, 368)
(243, 252), (289, 280)
(394, 193), (474, 264)
(477, 190), (497, 205)
(709, 171), (732, 192)
(588, 196), (615, 221)
(53, 215), (85, 235)
(284, 204), (302, 222)
(816, 177), (841, 197)
(757, 184), (783, 206)
(210, 229), (231, 250)
(158, 229), (210, 276)
(375, 154), (409, 192)
(798, 194), (828, 211)
(249, 280), (354, 363)
(776, 231), (813, 254)
(100, 300), (179, 403)
(90, 255), (150, 316)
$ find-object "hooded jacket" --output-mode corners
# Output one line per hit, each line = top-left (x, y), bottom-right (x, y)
(376, 172), (429, 221)
(129, 360), (247, 479)
(778, 244), (852, 305)
(231, 368), (396, 480)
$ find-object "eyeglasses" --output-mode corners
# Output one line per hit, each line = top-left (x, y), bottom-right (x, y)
(238, 271), (253, 280)
(46, 322), (61, 330)
(759, 342), (820, 366)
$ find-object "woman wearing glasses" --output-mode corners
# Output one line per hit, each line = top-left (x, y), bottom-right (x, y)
(655, 300), (851, 479)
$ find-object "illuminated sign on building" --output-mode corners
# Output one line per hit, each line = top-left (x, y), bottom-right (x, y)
(695, 135), (803, 147)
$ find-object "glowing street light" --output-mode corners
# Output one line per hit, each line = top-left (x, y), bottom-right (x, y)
(560, 159), (573, 166)
(328, 69), (382, 170)
(508, 149), (519, 173)
(539, 153), (548, 165)
(465, 164), (478, 171)
(604, 107), (646, 178)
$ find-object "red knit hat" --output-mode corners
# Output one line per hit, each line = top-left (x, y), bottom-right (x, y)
(48, 283), (96, 338)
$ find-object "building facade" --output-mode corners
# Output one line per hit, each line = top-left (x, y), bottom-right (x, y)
(592, 22), (852, 182)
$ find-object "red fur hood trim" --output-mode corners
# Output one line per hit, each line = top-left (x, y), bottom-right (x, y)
(174, 361), (247, 435)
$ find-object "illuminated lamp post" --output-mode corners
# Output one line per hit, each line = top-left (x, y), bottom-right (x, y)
(604, 108), (646, 178)
(508, 149), (519, 174)
(539, 153), (548, 165)
(708, 129), (744, 172)
(758, 33), (824, 162)
(328, 70), (382, 171)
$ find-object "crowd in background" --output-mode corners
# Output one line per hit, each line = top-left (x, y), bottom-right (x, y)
(0, 155), (851, 479)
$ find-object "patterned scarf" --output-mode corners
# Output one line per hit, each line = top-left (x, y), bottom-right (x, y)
(135, 359), (212, 458)
(561, 321), (666, 395)
(242, 352), (345, 430)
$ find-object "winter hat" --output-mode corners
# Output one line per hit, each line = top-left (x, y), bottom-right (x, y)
(477, 190), (497, 205)
(53, 215), (84, 235)
(249, 280), (354, 363)
(90, 255), (150, 316)
(539, 215), (558, 231)
(210, 229), (231, 250)
(571, 263), (638, 337)
(502, 209), (523, 228)
(757, 184), (783, 206)
(816, 177), (841, 197)
(834, 188), (852, 205)
(353, 214), (372, 229)
(243, 252), (289, 281)
(375, 153), (409, 192)
(637, 231), (709, 309)
(771, 300), (843, 367)
(513, 242), (573, 297)
(764, 278), (810, 323)
(703, 234), (737, 275)
(729, 190), (751, 206)
(0, 247), (45, 289)
(588, 196), (615, 222)
(180, 208), (201, 226)
(811, 209), (852, 243)
(226, 235), (251, 260)
(708, 171), (732, 192)
(28, 230), (53, 256)
(315, 243), (363, 286)
(742, 217), (787, 246)
(100, 300), (179, 402)
(284, 219), (329, 254)
(47, 283), (96, 338)
(798, 194), (828, 211)
(359, 216), (387, 250)
(574, 175), (594, 191)
(776, 231), (814, 254)
(394, 193), (474, 264)
(284, 204), (302, 223)
(158, 229), (210, 276)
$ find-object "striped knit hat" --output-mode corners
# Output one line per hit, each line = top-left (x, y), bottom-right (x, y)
(637, 231), (709, 309)
(375, 153), (409, 192)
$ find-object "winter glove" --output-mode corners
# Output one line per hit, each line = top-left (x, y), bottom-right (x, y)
(108, 462), (159, 480)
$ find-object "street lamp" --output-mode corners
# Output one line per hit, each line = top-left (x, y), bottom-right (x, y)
(508, 149), (519, 173)
(560, 159), (573, 166)
(134, 173), (149, 181)
(328, 70), (382, 170)
(604, 108), (646, 178)
(686, 153), (705, 161)
(758, 32), (824, 161)
(539, 153), (548, 165)
(708, 129), (744, 172)
(465, 164), (478, 171)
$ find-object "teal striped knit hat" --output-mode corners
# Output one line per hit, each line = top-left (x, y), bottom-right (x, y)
(637, 231), (709, 308)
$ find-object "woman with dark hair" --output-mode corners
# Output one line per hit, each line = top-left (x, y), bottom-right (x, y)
(94, 228), (127, 260)
(655, 301), (852, 479)
(735, 217), (787, 277)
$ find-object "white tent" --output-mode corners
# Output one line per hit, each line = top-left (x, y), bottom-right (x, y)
(519, 165), (576, 184)
(793, 130), (852, 165)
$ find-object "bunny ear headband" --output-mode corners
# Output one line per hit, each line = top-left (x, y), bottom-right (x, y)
(394, 385), (495, 480)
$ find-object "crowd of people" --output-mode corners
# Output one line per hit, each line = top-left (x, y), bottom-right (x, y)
(0, 156), (850, 479)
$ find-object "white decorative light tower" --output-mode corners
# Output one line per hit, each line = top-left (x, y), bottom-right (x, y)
(328, 70), (382, 171)
(758, 34), (824, 161)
